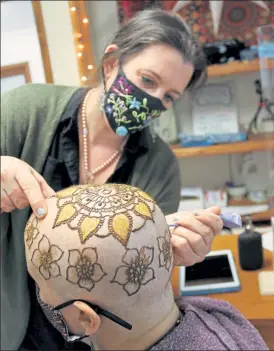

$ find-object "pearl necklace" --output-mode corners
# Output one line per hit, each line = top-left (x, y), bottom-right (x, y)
(81, 90), (128, 184)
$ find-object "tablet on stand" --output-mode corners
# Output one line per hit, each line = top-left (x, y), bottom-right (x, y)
(179, 249), (241, 296)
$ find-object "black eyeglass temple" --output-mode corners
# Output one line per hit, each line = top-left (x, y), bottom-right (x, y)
(55, 300), (132, 331)
(99, 309), (132, 330)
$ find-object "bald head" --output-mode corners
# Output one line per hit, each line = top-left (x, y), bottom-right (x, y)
(24, 184), (173, 309)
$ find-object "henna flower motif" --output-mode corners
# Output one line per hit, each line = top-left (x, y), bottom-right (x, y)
(157, 229), (172, 271)
(66, 247), (106, 292)
(31, 236), (64, 280)
(53, 184), (155, 247)
(111, 246), (155, 296)
(25, 217), (39, 249)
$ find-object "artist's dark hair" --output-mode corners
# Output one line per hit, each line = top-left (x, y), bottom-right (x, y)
(101, 9), (207, 89)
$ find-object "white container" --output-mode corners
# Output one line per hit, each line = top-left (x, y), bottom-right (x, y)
(227, 186), (247, 200)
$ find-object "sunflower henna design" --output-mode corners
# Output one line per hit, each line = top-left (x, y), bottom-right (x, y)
(53, 184), (155, 246)
(157, 229), (172, 271)
(66, 247), (106, 292)
(31, 235), (64, 280)
(111, 246), (155, 296)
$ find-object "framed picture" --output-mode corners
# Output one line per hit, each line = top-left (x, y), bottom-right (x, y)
(191, 81), (239, 136)
(1, 62), (31, 93)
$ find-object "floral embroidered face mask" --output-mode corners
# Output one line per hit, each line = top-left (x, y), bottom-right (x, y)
(36, 284), (132, 344)
(102, 65), (166, 136)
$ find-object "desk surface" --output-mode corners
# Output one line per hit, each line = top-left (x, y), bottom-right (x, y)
(171, 235), (274, 320)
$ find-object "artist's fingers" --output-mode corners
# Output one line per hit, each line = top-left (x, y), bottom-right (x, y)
(171, 235), (204, 267)
(172, 225), (209, 257)
(32, 170), (55, 198)
(174, 212), (214, 246)
(205, 206), (221, 215)
(4, 176), (30, 210)
(193, 208), (223, 241)
(15, 172), (48, 218)
(1, 188), (15, 213)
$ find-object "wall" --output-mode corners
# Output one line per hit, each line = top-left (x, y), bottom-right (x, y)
(41, 1), (79, 86)
(1, 0), (46, 83)
(174, 72), (274, 192)
(1, 0), (80, 87)
(86, 0), (119, 66)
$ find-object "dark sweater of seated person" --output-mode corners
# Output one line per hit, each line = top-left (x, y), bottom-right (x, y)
(22, 184), (268, 350)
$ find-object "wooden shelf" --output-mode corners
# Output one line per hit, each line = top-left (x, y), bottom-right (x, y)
(208, 58), (274, 78)
(244, 209), (273, 222)
(171, 133), (274, 158)
(229, 197), (274, 222)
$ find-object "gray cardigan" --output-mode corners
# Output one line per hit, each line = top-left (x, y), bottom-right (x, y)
(151, 297), (268, 350)
(1, 84), (181, 350)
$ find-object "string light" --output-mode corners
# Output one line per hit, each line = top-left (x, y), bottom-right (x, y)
(69, 1), (94, 86)
(75, 33), (83, 39)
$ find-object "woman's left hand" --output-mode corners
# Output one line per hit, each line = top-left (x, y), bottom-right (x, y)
(166, 206), (223, 267)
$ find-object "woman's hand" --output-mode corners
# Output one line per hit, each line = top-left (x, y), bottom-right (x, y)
(1, 156), (55, 218)
(166, 206), (223, 266)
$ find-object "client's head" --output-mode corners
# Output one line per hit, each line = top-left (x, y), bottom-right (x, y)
(24, 184), (177, 350)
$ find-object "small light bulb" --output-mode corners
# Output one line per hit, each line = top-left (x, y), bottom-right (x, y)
(78, 44), (84, 50)
(87, 65), (93, 70)
(77, 52), (83, 57)
(82, 18), (89, 24)
(70, 7), (76, 12)
(81, 76), (87, 81)
(75, 33), (82, 39)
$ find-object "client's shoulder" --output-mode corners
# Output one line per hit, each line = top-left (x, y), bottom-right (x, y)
(176, 295), (238, 315)
(172, 296), (268, 350)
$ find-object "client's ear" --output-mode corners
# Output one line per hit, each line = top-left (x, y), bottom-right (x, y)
(74, 301), (101, 336)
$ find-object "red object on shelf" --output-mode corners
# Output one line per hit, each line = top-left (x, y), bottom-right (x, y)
(117, 0), (164, 23)
(163, 0), (274, 46)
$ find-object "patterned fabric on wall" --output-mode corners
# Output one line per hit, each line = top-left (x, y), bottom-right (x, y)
(163, 0), (274, 46)
(117, 0), (164, 24)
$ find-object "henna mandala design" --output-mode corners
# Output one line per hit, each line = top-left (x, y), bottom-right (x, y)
(53, 184), (155, 246)
(66, 247), (106, 292)
(31, 235), (64, 280)
(157, 229), (172, 271)
(111, 246), (155, 296)
(25, 217), (40, 249)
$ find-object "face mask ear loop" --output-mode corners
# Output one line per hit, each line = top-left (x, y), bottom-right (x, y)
(102, 56), (123, 92)
(101, 66), (107, 93)
(100, 64), (107, 112)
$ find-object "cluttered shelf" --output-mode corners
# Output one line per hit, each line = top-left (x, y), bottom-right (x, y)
(229, 197), (274, 223)
(207, 58), (274, 77)
(171, 133), (274, 158)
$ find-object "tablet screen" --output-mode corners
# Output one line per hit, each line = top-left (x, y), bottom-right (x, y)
(185, 254), (234, 286)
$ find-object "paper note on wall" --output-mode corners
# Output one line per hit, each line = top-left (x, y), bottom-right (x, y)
(191, 83), (239, 136)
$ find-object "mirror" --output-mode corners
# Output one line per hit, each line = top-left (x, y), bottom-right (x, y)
(1, 0), (53, 92)
(1, 62), (31, 93)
